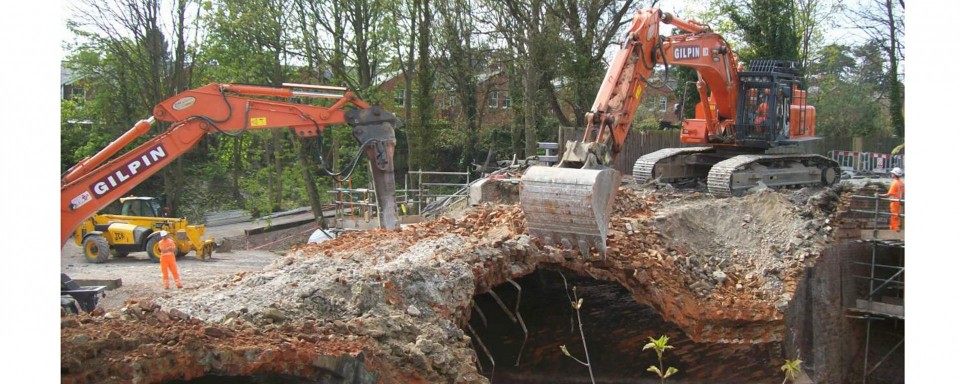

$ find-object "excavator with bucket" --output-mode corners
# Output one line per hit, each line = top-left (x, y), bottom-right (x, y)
(519, 7), (839, 257)
(62, 82), (400, 262)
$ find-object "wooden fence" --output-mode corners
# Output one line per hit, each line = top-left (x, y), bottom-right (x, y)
(557, 127), (903, 176)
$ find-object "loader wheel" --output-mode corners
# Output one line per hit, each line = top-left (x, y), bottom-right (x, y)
(145, 236), (162, 263)
(82, 235), (110, 264)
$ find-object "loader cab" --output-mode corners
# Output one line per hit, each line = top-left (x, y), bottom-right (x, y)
(119, 197), (164, 218)
(735, 60), (801, 148)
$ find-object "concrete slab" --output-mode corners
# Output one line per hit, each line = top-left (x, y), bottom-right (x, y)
(855, 299), (904, 319)
(860, 229), (904, 241)
(72, 279), (122, 290)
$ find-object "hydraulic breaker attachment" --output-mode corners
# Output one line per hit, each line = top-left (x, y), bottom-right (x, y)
(519, 166), (621, 257)
(346, 106), (400, 230)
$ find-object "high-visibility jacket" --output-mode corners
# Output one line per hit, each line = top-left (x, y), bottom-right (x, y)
(887, 179), (904, 205)
(754, 102), (768, 125)
(159, 237), (177, 258)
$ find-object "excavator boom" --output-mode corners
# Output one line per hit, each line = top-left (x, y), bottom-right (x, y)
(62, 83), (400, 246)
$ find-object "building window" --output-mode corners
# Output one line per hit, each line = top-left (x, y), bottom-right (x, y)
(488, 91), (498, 109)
(502, 93), (511, 109)
(659, 96), (667, 112)
(395, 88), (405, 107)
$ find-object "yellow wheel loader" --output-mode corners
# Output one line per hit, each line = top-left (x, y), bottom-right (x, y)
(73, 196), (215, 263)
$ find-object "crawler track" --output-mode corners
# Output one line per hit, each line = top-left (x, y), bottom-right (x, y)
(632, 147), (713, 183)
(707, 153), (840, 197)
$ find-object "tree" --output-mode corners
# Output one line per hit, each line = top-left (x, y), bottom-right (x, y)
(847, 0), (904, 137)
(793, 0), (842, 70)
(724, 0), (802, 63)
(437, 0), (484, 170)
(547, 0), (636, 127)
(414, 0), (437, 170)
(491, 0), (553, 158)
(203, 0), (298, 213)
(806, 42), (889, 137)
(67, 0), (197, 215)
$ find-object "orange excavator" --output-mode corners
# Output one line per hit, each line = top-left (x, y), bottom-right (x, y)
(62, 82), (400, 255)
(520, 7), (839, 256)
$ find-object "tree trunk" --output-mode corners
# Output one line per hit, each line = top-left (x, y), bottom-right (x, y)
(295, 137), (325, 226)
(232, 136), (243, 205)
(523, 2), (541, 159)
(415, 0), (435, 169)
(404, 0), (417, 171)
(885, 0), (904, 137)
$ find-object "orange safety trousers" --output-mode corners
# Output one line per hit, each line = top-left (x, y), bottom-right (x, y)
(887, 179), (904, 231)
(889, 202), (901, 231)
(161, 255), (182, 289)
(159, 237), (182, 288)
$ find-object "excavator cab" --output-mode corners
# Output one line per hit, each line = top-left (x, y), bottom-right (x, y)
(734, 60), (803, 148)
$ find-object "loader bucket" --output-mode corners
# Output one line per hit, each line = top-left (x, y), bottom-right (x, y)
(519, 166), (621, 257)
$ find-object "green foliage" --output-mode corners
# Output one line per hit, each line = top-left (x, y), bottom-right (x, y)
(644, 335), (679, 383)
(806, 42), (894, 137)
(478, 124), (515, 164)
(781, 358), (803, 383)
(724, 0), (801, 63)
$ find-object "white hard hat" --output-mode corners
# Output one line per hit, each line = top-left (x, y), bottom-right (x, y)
(158, 230), (169, 237)
(890, 167), (903, 177)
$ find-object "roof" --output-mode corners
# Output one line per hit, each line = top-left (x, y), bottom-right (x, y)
(61, 63), (82, 86)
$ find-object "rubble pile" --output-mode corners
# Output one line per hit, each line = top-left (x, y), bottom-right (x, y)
(61, 184), (844, 383)
(61, 299), (375, 384)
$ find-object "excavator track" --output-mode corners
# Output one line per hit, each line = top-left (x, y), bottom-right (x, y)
(632, 147), (714, 184)
(707, 154), (840, 197)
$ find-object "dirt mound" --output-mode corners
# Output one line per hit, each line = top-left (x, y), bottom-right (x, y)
(650, 188), (839, 305)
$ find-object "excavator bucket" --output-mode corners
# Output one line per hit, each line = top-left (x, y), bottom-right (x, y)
(519, 166), (621, 257)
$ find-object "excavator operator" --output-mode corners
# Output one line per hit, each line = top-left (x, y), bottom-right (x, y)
(754, 89), (769, 126)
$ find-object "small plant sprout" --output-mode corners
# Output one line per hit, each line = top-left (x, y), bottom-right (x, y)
(781, 359), (803, 383)
(558, 282), (595, 384)
(644, 335), (679, 383)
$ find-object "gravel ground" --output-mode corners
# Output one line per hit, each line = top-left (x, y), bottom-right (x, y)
(60, 211), (318, 309)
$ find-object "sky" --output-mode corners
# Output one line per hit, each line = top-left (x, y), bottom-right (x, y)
(3, 0), (955, 382)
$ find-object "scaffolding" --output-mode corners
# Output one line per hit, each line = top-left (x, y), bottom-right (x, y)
(846, 193), (905, 384)
(327, 172), (382, 232)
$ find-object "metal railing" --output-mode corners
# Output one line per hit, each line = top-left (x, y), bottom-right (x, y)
(407, 169), (471, 217)
(327, 178), (381, 231)
(847, 194), (904, 235)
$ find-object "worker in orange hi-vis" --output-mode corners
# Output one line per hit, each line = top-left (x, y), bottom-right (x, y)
(157, 231), (183, 289)
(878, 168), (905, 231)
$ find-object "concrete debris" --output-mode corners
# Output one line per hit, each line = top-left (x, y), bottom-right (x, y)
(62, 181), (846, 383)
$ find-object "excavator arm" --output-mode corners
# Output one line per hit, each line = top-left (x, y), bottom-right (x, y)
(520, 7), (740, 257)
(62, 82), (399, 246)
(562, 8), (740, 166)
